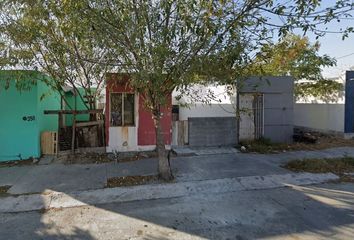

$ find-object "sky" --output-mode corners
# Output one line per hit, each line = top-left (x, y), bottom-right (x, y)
(294, 1), (354, 79)
(266, 1), (354, 79)
(314, 21), (354, 78)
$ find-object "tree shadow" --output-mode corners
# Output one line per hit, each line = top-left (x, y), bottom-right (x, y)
(2, 182), (354, 239)
(1, 154), (354, 239)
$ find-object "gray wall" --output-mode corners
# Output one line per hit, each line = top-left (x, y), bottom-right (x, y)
(240, 76), (294, 143)
(188, 117), (237, 147)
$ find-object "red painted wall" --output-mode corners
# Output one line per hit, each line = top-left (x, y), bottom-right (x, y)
(137, 95), (172, 146)
(105, 73), (172, 147)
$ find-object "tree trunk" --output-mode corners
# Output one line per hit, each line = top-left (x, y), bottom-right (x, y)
(154, 114), (173, 181)
(236, 86), (240, 145)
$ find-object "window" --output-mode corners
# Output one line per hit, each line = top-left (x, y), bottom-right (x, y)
(110, 93), (135, 126)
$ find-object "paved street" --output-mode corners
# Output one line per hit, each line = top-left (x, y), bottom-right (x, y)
(1, 182), (354, 240)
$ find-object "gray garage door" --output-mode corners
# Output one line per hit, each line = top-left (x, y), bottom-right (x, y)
(188, 117), (237, 147)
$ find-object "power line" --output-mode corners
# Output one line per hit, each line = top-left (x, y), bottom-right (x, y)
(336, 52), (354, 59)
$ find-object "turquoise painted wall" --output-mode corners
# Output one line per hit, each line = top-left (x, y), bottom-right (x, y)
(64, 88), (92, 126)
(0, 71), (60, 162)
(37, 80), (61, 132)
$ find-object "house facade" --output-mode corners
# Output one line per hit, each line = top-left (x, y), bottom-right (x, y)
(0, 70), (61, 161)
(105, 73), (172, 152)
(172, 76), (294, 146)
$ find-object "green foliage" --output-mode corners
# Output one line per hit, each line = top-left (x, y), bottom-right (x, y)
(249, 35), (336, 80)
(296, 80), (344, 102)
(1, 1), (353, 108)
(86, 0), (249, 111)
(247, 34), (343, 100)
(0, 0), (114, 109)
(0, 70), (39, 92)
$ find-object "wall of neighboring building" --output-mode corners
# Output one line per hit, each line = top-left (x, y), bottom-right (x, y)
(37, 79), (60, 132)
(178, 104), (235, 121)
(137, 95), (172, 147)
(173, 78), (294, 145)
(240, 76), (294, 143)
(0, 71), (61, 161)
(0, 71), (40, 161)
(294, 103), (344, 133)
(0, 84), (39, 161)
(173, 85), (235, 120)
(172, 85), (237, 146)
(293, 72), (348, 135)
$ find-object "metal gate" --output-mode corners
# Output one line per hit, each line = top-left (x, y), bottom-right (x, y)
(253, 93), (264, 139)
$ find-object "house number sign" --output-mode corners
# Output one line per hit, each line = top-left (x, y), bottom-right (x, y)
(23, 115), (35, 121)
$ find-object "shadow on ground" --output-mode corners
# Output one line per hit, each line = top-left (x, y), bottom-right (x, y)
(2, 148), (354, 239)
(1, 182), (354, 239)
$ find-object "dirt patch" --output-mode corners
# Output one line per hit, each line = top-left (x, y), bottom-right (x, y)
(106, 175), (158, 188)
(0, 158), (37, 168)
(283, 157), (354, 182)
(338, 175), (354, 183)
(0, 185), (11, 196)
(284, 157), (354, 173)
(54, 151), (160, 165)
(239, 134), (354, 154)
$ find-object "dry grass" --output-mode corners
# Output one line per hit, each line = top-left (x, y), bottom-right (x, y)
(239, 138), (290, 154)
(284, 157), (354, 174)
(240, 135), (354, 154)
(106, 175), (158, 188)
(284, 157), (354, 182)
(0, 158), (36, 168)
(55, 151), (160, 165)
(0, 185), (11, 195)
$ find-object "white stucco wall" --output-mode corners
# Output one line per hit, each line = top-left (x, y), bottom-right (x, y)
(173, 84), (236, 120)
(178, 104), (235, 121)
(294, 103), (344, 133)
(239, 94), (255, 141)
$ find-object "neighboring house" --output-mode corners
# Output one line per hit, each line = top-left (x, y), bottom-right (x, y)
(0, 70), (61, 161)
(239, 76), (294, 143)
(0, 70), (99, 161)
(172, 76), (294, 146)
(105, 73), (172, 152)
(294, 70), (353, 137)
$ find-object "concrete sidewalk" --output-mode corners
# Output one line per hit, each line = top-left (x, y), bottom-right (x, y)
(0, 146), (353, 195)
(0, 172), (338, 213)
